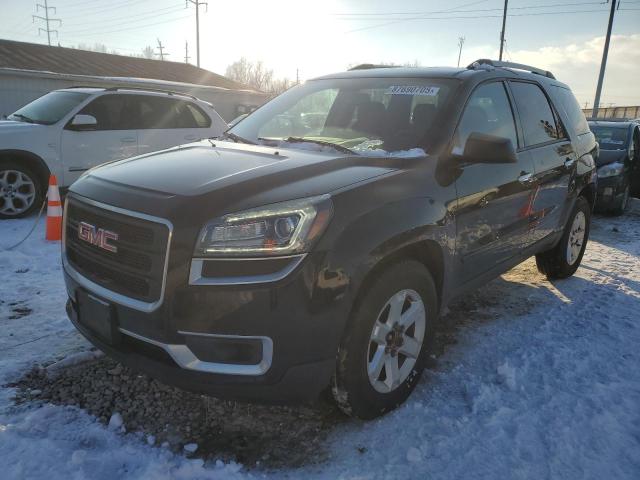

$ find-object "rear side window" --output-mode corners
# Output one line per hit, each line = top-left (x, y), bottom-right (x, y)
(130, 96), (210, 129)
(78, 94), (130, 130)
(510, 82), (561, 146)
(454, 81), (518, 152)
(553, 86), (590, 135)
(185, 103), (211, 128)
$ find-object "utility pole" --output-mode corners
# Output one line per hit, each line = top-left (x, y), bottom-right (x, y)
(32, 0), (61, 46)
(187, 0), (208, 67)
(457, 36), (465, 67)
(296, 68), (299, 84)
(499, 0), (508, 61)
(155, 38), (168, 61)
(184, 41), (190, 64)
(592, 0), (617, 118)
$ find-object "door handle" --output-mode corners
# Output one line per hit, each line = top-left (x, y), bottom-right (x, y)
(120, 137), (136, 143)
(184, 135), (198, 141)
(518, 172), (535, 185)
(564, 157), (577, 168)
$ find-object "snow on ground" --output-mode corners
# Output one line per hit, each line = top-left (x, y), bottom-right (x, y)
(1, 201), (639, 479)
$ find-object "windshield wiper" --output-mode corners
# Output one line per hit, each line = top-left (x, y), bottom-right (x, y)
(9, 113), (35, 124)
(220, 131), (256, 145)
(284, 137), (356, 155)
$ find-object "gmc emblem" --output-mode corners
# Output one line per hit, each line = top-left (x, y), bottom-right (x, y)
(78, 221), (119, 253)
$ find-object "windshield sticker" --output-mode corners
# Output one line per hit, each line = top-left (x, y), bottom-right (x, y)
(385, 85), (440, 96)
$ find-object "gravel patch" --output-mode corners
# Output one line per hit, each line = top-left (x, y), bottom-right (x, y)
(10, 356), (345, 470)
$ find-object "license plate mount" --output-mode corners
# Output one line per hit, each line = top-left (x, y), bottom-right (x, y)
(77, 290), (119, 345)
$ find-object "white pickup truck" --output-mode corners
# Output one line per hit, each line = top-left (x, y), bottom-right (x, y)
(0, 87), (227, 218)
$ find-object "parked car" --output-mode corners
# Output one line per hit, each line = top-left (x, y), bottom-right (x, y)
(227, 113), (248, 128)
(588, 119), (640, 214)
(63, 59), (597, 419)
(0, 87), (227, 218)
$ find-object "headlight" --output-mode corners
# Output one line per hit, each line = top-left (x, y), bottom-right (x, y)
(194, 195), (333, 257)
(597, 162), (624, 178)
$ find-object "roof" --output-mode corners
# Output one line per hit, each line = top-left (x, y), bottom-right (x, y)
(313, 66), (468, 81)
(0, 39), (254, 92)
(312, 64), (568, 88)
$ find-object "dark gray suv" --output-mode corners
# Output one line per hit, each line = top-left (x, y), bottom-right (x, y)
(63, 59), (597, 418)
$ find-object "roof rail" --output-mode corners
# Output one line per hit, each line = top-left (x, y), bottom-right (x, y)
(467, 59), (556, 80)
(348, 64), (397, 71)
(103, 86), (199, 101)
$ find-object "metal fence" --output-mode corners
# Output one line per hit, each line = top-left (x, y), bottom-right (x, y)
(582, 105), (640, 120)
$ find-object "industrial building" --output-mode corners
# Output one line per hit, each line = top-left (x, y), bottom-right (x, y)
(0, 39), (268, 121)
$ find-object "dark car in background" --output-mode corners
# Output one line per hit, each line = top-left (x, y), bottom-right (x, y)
(63, 60), (597, 419)
(589, 119), (640, 214)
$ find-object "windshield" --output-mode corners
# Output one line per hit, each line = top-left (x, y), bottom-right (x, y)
(590, 125), (630, 151)
(8, 91), (90, 125)
(229, 77), (455, 155)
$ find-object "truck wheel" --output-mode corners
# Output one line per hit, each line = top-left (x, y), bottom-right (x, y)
(535, 196), (590, 280)
(0, 161), (44, 219)
(332, 260), (437, 419)
(611, 185), (629, 216)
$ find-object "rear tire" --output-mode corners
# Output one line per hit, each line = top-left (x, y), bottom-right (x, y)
(535, 196), (590, 280)
(0, 161), (44, 219)
(332, 260), (437, 419)
(611, 185), (629, 216)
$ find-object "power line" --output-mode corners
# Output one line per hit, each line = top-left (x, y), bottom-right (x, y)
(186, 0), (208, 68)
(332, 1), (606, 17)
(343, 7), (629, 34)
(62, 6), (186, 33)
(58, 14), (191, 38)
(32, 0), (62, 46)
(62, 5), (185, 29)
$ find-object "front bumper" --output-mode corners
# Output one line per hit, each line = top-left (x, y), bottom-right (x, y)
(595, 175), (627, 210)
(63, 252), (345, 403)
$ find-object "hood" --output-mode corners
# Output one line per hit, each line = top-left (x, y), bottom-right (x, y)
(0, 120), (43, 133)
(81, 141), (411, 196)
(72, 140), (418, 220)
(596, 149), (627, 167)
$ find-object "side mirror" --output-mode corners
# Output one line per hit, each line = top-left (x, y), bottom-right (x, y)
(69, 114), (97, 131)
(459, 132), (517, 164)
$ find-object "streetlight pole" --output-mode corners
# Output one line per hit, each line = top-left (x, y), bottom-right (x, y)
(499, 0), (508, 60)
(592, 0), (617, 118)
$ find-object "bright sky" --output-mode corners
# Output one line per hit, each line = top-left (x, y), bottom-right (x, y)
(2, 0), (640, 106)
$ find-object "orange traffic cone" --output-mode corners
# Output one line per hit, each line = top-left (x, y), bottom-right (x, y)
(46, 175), (63, 241)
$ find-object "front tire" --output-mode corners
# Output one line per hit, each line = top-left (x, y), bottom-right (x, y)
(332, 260), (437, 419)
(0, 161), (44, 219)
(535, 196), (590, 280)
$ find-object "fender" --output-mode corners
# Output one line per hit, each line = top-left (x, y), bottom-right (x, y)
(0, 149), (54, 185)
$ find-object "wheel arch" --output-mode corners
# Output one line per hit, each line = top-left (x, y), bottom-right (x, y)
(578, 182), (596, 211)
(351, 239), (445, 318)
(0, 149), (51, 191)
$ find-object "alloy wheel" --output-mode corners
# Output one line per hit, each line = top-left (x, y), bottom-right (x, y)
(366, 289), (426, 393)
(566, 210), (586, 265)
(0, 169), (36, 216)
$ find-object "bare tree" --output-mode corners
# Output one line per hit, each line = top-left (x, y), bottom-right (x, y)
(225, 57), (292, 94)
(141, 46), (155, 59)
